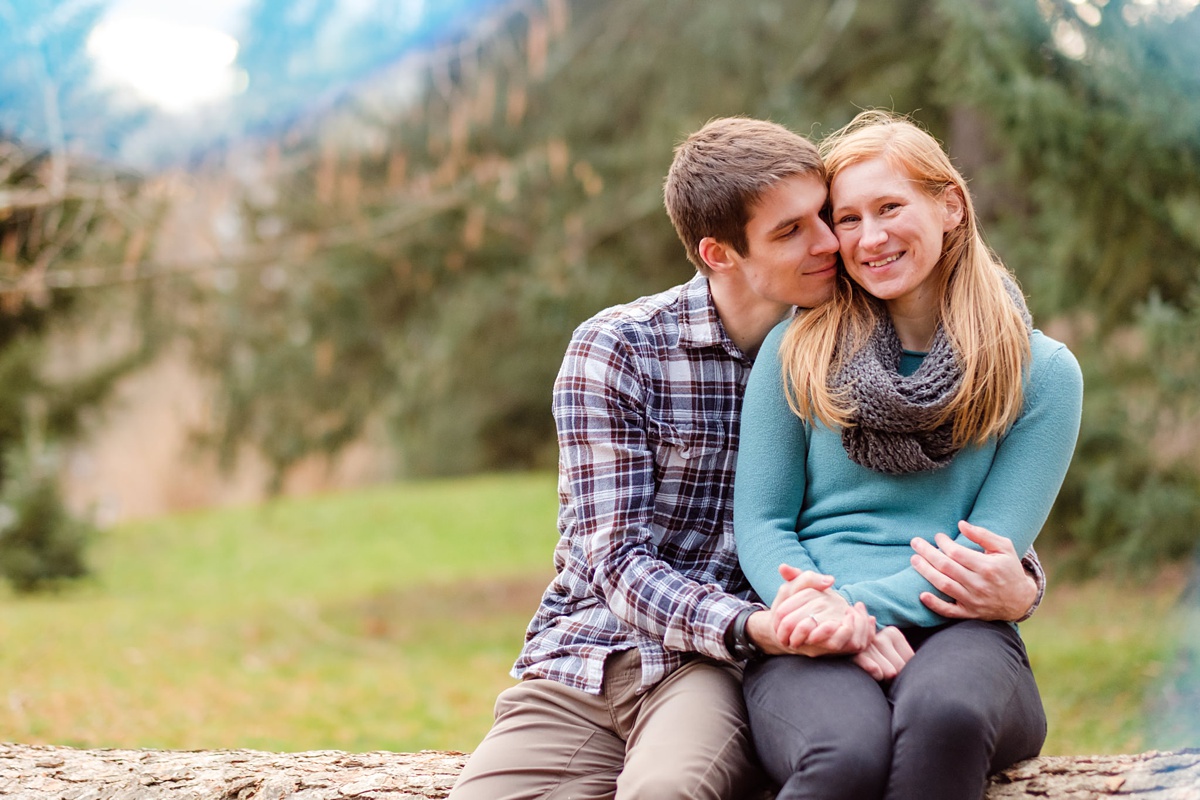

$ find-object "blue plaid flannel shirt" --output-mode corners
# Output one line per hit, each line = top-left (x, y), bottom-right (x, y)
(513, 275), (761, 694)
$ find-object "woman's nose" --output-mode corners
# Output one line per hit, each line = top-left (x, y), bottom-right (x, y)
(860, 218), (887, 249)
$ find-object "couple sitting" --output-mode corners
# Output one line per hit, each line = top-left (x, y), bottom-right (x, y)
(450, 111), (1083, 800)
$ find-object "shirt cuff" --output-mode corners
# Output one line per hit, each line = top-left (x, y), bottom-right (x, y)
(703, 596), (766, 662)
(1017, 547), (1046, 623)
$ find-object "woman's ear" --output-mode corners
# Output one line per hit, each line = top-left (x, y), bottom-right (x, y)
(698, 236), (738, 274)
(942, 185), (966, 232)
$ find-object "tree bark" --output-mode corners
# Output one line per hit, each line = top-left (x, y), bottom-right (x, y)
(0, 744), (1196, 799)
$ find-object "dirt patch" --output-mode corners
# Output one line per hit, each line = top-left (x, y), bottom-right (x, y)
(325, 572), (552, 642)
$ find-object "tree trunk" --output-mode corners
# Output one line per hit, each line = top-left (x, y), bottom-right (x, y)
(0, 744), (1196, 799)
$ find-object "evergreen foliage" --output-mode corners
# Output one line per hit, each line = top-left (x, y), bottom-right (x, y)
(1051, 290), (1200, 573)
(0, 3), (163, 591)
(191, 0), (1200, 569)
(0, 442), (92, 593)
(933, 0), (1200, 571)
(936, 0), (1200, 320)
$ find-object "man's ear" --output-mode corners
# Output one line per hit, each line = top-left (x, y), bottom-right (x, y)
(698, 236), (738, 274)
(942, 185), (966, 232)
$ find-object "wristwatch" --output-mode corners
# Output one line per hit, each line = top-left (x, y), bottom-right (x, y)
(725, 607), (762, 661)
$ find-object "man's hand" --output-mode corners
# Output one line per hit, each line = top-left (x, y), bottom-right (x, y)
(748, 565), (874, 656)
(852, 626), (913, 681)
(910, 521), (1038, 622)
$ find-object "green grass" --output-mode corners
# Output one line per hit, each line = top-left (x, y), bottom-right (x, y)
(0, 473), (559, 753)
(0, 472), (1195, 755)
(1022, 563), (1196, 755)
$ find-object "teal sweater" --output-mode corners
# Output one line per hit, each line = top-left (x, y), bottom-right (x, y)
(734, 321), (1083, 629)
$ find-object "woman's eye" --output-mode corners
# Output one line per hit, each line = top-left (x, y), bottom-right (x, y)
(881, 203), (900, 213)
(834, 215), (859, 227)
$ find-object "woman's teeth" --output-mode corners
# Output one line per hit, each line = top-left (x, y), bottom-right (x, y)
(865, 253), (902, 268)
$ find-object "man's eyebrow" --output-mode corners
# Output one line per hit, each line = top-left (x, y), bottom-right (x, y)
(766, 216), (804, 235)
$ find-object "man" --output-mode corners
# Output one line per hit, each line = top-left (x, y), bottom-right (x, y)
(449, 118), (1043, 800)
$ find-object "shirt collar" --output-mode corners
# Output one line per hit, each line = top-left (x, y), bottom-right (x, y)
(676, 273), (748, 361)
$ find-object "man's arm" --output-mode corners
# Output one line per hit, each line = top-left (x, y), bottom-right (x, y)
(554, 321), (764, 661)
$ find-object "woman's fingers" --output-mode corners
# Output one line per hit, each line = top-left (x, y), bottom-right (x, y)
(851, 627), (913, 681)
(874, 626), (915, 674)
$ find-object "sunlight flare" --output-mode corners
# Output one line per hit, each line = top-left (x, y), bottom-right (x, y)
(88, 17), (243, 113)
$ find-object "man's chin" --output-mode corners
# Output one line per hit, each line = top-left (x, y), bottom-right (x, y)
(792, 283), (835, 308)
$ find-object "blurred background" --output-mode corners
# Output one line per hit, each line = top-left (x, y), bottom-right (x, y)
(0, 0), (1197, 757)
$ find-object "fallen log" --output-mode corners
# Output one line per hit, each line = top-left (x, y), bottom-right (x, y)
(987, 750), (1200, 799)
(0, 743), (1196, 799)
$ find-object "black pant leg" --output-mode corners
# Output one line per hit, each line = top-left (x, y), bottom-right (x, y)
(885, 621), (1046, 800)
(743, 654), (893, 800)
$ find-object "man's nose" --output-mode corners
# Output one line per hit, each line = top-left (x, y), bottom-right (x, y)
(812, 220), (839, 254)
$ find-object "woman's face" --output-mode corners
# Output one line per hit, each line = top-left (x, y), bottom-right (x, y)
(829, 157), (963, 315)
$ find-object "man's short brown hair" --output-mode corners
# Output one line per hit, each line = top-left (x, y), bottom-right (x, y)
(663, 117), (825, 274)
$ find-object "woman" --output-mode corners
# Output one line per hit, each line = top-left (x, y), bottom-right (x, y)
(733, 110), (1083, 800)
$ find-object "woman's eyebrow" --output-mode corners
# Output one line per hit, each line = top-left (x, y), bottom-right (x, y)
(831, 191), (901, 214)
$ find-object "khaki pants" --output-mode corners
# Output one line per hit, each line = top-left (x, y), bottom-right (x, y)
(449, 649), (770, 800)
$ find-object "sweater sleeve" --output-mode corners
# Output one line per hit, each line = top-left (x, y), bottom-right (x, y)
(837, 337), (1084, 627)
(734, 321), (819, 603)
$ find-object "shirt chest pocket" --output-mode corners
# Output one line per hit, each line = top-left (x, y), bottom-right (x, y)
(645, 416), (731, 540)
(646, 416), (729, 474)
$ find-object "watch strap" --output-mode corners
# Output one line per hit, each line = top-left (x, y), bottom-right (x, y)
(725, 606), (760, 661)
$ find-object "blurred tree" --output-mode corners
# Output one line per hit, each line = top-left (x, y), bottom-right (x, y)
(191, 0), (1200, 568)
(0, 436), (92, 593)
(0, 136), (163, 592)
(936, 0), (1200, 320)
(193, 0), (940, 477)
(0, 1), (164, 591)
(933, 0), (1200, 572)
(1052, 291), (1200, 573)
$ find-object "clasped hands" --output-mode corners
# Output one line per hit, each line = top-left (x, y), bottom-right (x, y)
(750, 565), (913, 681)
(746, 521), (1038, 680)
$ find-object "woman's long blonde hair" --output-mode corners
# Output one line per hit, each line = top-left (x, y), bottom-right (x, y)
(780, 110), (1031, 447)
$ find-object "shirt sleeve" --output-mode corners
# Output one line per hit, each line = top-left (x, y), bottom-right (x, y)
(733, 321), (822, 603)
(554, 321), (757, 661)
(1017, 547), (1047, 622)
(837, 339), (1084, 627)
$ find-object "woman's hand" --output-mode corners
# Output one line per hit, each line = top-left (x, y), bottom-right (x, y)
(852, 626), (914, 681)
(750, 564), (875, 656)
(910, 521), (1038, 621)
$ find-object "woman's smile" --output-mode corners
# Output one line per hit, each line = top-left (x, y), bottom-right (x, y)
(863, 252), (903, 269)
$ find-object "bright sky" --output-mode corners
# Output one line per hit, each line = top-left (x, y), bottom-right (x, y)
(87, 0), (251, 113)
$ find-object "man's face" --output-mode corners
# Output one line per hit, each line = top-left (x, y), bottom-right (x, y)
(730, 173), (840, 308)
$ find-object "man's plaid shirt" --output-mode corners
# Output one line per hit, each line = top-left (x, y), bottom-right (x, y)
(513, 274), (762, 695)
(512, 274), (1046, 696)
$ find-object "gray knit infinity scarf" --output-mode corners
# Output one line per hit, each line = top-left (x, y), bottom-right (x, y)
(831, 277), (1032, 475)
